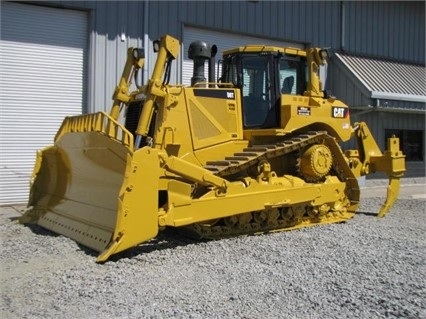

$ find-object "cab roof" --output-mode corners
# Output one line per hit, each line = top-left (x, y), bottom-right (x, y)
(223, 45), (307, 57)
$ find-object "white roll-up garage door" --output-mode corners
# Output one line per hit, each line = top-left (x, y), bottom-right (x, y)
(0, 3), (88, 204)
(182, 26), (303, 85)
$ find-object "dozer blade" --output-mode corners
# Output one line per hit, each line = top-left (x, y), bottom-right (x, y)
(21, 113), (160, 262)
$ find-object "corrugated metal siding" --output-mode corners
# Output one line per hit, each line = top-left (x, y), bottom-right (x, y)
(40, 1), (146, 113)
(342, 110), (425, 152)
(0, 2), (88, 204)
(329, 51), (426, 116)
(328, 50), (425, 152)
(327, 59), (372, 107)
(350, 111), (425, 149)
(182, 26), (303, 86)
(36, 1), (424, 111)
(334, 53), (425, 97)
(86, 1), (145, 113)
(147, 1), (341, 48)
(343, 1), (425, 63)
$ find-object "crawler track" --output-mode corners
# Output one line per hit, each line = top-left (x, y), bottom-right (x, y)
(182, 131), (360, 239)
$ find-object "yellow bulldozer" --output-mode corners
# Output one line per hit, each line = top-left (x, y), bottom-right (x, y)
(20, 35), (405, 262)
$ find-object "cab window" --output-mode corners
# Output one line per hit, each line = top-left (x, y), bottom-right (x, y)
(279, 57), (306, 95)
(240, 55), (271, 127)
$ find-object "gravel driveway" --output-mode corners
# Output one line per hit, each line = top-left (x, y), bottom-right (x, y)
(1, 178), (425, 319)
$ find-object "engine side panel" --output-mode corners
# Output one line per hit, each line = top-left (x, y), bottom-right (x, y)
(280, 94), (352, 141)
(185, 88), (243, 150)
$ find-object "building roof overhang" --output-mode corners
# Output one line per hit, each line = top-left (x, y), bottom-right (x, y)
(334, 52), (426, 110)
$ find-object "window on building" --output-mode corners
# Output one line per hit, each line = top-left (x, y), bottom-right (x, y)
(385, 129), (424, 161)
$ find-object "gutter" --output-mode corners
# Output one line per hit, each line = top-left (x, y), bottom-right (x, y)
(350, 104), (425, 115)
(371, 91), (426, 103)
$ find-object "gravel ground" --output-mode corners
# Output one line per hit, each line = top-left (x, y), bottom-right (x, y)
(1, 178), (425, 319)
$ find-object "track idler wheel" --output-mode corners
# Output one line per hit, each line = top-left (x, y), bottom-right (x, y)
(299, 144), (333, 182)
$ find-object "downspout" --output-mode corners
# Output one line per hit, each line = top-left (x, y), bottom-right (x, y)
(143, 0), (149, 83)
(340, 1), (345, 51)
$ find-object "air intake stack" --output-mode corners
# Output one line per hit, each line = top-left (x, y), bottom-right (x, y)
(188, 41), (217, 86)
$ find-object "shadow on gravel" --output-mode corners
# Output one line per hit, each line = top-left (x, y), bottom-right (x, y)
(91, 228), (205, 263)
(355, 211), (378, 217)
(18, 219), (204, 262)
(23, 223), (61, 237)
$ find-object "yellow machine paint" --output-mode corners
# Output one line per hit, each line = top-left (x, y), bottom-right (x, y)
(20, 35), (405, 262)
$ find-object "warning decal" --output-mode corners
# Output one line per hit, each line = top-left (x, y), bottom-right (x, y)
(297, 106), (311, 116)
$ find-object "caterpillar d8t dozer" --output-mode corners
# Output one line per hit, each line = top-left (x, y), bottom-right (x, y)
(20, 35), (405, 262)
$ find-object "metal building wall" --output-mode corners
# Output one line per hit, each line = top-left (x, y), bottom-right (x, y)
(41, 1), (146, 113)
(84, 1), (145, 113)
(351, 111), (425, 150)
(328, 53), (425, 152)
(146, 1), (424, 62)
(343, 1), (425, 64)
(22, 1), (425, 113)
(341, 110), (425, 157)
(327, 58), (372, 107)
(147, 1), (341, 48)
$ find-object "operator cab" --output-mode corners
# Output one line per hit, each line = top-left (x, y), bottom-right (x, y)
(221, 47), (306, 128)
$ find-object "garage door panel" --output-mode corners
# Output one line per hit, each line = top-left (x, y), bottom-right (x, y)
(1, 3), (87, 48)
(182, 26), (303, 85)
(0, 3), (88, 204)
